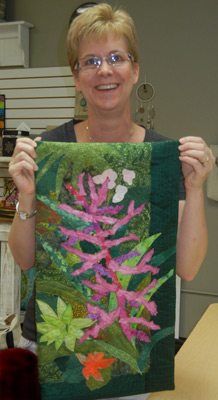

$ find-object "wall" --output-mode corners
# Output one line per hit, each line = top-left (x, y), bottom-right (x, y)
(5, 0), (218, 337)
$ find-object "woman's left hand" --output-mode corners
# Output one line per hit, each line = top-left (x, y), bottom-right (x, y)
(179, 136), (215, 192)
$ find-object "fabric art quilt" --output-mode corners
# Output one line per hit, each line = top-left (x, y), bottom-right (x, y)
(35, 141), (180, 399)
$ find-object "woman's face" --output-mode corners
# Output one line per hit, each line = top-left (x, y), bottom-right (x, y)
(73, 33), (139, 115)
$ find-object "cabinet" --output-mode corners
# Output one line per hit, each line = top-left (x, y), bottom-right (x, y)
(0, 220), (20, 318)
(0, 21), (33, 68)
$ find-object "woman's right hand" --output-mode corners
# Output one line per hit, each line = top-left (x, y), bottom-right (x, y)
(8, 137), (41, 270)
(8, 137), (41, 197)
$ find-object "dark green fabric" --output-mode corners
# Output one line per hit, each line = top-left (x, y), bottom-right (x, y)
(35, 141), (180, 399)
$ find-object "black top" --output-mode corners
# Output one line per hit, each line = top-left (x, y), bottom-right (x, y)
(41, 119), (170, 144)
(22, 119), (185, 342)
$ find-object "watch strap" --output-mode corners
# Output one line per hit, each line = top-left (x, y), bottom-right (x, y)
(16, 201), (37, 220)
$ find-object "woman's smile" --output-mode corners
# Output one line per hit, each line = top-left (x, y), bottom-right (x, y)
(96, 84), (119, 91)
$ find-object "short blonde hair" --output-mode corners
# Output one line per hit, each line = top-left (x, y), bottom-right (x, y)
(67, 3), (139, 72)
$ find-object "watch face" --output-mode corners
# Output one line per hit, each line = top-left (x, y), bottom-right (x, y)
(20, 212), (27, 220)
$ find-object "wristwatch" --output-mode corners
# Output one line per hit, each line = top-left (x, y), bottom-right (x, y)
(16, 201), (37, 220)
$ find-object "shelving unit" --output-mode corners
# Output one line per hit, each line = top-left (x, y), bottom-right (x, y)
(0, 220), (20, 318)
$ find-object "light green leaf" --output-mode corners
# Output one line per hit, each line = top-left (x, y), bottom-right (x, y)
(57, 297), (67, 319)
(62, 304), (73, 326)
(122, 233), (161, 268)
(37, 297), (94, 352)
(72, 330), (84, 340)
(37, 322), (54, 334)
(68, 324), (83, 340)
(55, 336), (65, 351)
(40, 329), (61, 343)
(65, 334), (76, 352)
(37, 299), (57, 318)
(41, 315), (63, 328)
(71, 318), (93, 330)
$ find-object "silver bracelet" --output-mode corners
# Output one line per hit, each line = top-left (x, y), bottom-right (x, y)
(16, 201), (37, 221)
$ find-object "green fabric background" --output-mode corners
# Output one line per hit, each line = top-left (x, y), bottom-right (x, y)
(35, 141), (180, 399)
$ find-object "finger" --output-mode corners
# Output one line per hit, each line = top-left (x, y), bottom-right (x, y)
(179, 140), (206, 152)
(179, 154), (213, 175)
(179, 142), (215, 167)
(179, 149), (206, 165)
(179, 155), (205, 169)
(9, 157), (38, 176)
(13, 139), (37, 159)
(179, 137), (206, 157)
(34, 136), (42, 142)
(9, 151), (38, 175)
(178, 137), (211, 165)
(179, 136), (206, 144)
(16, 137), (37, 146)
(9, 161), (36, 185)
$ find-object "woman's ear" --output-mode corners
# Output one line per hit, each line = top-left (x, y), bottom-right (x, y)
(133, 62), (140, 85)
(73, 72), (81, 92)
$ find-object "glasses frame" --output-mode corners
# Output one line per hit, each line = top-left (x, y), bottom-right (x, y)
(75, 51), (134, 71)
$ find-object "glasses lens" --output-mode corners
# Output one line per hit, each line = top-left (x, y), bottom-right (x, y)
(80, 56), (100, 70)
(109, 52), (133, 66)
(109, 52), (126, 65)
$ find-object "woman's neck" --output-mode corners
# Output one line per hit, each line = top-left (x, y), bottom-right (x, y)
(76, 114), (145, 143)
(87, 114), (134, 142)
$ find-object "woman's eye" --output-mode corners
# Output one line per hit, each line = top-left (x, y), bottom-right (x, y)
(86, 57), (96, 65)
(111, 54), (122, 63)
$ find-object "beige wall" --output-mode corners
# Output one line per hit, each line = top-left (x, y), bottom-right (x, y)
(6, 0), (218, 337)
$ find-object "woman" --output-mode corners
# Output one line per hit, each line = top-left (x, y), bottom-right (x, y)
(8, 1), (214, 390)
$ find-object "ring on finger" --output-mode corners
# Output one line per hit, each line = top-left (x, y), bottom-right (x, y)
(203, 155), (210, 166)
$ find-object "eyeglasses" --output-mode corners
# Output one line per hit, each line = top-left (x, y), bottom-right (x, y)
(76, 51), (134, 71)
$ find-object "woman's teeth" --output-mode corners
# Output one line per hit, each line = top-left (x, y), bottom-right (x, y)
(97, 84), (118, 90)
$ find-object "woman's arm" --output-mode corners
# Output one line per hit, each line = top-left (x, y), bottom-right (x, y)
(8, 137), (40, 270)
(176, 136), (215, 281)
(8, 195), (36, 270)
(176, 195), (207, 281)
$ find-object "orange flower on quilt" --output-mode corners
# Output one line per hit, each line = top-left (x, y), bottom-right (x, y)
(77, 352), (116, 381)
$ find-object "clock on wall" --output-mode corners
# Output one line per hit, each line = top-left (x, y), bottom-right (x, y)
(69, 2), (97, 25)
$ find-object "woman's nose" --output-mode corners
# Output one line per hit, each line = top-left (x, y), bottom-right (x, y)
(97, 59), (113, 76)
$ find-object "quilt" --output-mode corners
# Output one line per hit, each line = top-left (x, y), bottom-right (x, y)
(35, 141), (181, 399)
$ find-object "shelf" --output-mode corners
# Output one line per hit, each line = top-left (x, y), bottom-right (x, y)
(0, 157), (11, 163)
(0, 21), (33, 68)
